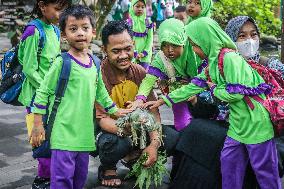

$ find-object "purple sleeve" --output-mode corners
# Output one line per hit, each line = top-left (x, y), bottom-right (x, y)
(21, 26), (36, 41)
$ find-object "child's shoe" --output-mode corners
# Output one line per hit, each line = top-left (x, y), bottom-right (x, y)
(31, 176), (50, 189)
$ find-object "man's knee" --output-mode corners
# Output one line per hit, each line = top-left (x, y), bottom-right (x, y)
(98, 132), (132, 164)
(98, 133), (119, 153)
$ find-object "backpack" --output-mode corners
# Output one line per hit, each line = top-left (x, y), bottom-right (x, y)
(0, 19), (60, 106)
(213, 48), (284, 137)
(33, 52), (101, 158)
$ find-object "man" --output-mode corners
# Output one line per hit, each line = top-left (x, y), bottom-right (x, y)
(174, 5), (188, 24)
(95, 20), (179, 187)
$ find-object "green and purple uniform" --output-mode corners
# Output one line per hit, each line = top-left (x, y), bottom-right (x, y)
(33, 54), (117, 151)
(18, 19), (60, 107)
(128, 0), (154, 67)
(137, 18), (199, 131)
(176, 17), (280, 188)
(163, 17), (274, 144)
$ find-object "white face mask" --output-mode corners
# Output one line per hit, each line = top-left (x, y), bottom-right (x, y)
(236, 38), (259, 59)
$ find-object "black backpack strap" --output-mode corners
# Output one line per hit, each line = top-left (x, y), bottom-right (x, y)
(45, 52), (71, 139)
(90, 54), (101, 76)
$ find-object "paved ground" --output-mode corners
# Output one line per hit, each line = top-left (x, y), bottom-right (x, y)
(0, 102), (173, 189)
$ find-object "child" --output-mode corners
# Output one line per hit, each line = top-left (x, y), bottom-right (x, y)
(129, 18), (199, 131)
(186, 0), (213, 24)
(144, 17), (282, 189)
(127, 0), (154, 69)
(174, 5), (188, 24)
(185, 0), (214, 81)
(30, 5), (131, 189)
(17, 0), (69, 188)
(225, 16), (284, 78)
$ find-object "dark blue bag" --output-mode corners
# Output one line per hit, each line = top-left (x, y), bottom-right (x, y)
(0, 19), (60, 106)
(32, 53), (101, 158)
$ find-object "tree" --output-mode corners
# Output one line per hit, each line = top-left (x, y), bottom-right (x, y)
(212, 0), (281, 36)
(73, 0), (116, 39)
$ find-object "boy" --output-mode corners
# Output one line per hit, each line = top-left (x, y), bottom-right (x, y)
(31, 5), (131, 189)
(174, 5), (188, 23)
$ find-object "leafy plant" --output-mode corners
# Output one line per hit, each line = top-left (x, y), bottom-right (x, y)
(212, 0), (281, 37)
(116, 108), (163, 149)
(126, 151), (168, 189)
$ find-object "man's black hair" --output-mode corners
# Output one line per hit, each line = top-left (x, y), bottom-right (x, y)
(101, 20), (133, 47)
(175, 5), (186, 13)
(32, 0), (70, 18)
(59, 4), (95, 31)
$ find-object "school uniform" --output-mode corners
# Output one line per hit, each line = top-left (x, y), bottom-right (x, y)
(128, 0), (154, 69)
(33, 54), (118, 189)
(18, 18), (60, 179)
(162, 17), (281, 189)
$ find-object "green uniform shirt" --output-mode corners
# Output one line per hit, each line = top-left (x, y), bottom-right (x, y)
(137, 18), (198, 97)
(163, 18), (274, 144)
(18, 19), (60, 106)
(33, 54), (117, 151)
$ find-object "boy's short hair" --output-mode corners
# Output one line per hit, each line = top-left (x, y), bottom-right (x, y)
(59, 5), (95, 31)
(174, 5), (186, 13)
(101, 20), (133, 47)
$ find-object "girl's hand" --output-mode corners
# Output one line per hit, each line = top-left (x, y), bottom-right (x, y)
(207, 81), (215, 88)
(142, 99), (165, 110)
(126, 99), (144, 109)
(139, 53), (145, 58)
(114, 108), (133, 118)
(30, 124), (45, 148)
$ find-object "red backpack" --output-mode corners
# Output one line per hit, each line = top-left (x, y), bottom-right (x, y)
(212, 48), (284, 137)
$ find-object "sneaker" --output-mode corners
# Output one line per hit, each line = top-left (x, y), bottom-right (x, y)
(31, 176), (50, 189)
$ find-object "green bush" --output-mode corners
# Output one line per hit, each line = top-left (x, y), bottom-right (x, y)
(212, 0), (281, 37)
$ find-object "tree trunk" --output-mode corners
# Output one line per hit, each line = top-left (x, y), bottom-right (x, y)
(93, 0), (116, 39)
(72, 0), (115, 39)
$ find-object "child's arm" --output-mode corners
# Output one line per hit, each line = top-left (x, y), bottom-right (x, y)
(95, 68), (118, 114)
(161, 71), (208, 107)
(31, 57), (62, 146)
(136, 54), (168, 101)
(32, 57), (62, 114)
(212, 53), (250, 102)
(136, 74), (158, 100)
(20, 27), (44, 88)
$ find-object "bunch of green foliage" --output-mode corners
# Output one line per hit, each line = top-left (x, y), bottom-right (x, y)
(212, 0), (281, 37)
(116, 108), (163, 149)
(126, 151), (168, 189)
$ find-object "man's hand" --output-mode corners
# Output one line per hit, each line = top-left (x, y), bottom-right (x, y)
(113, 108), (133, 118)
(142, 99), (165, 110)
(126, 99), (144, 109)
(142, 144), (158, 167)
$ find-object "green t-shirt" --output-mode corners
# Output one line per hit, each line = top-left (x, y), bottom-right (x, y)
(18, 19), (60, 106)
(33, 54), (117, 151)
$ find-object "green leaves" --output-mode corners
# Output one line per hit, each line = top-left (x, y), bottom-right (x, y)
(212, 0), (281, 37)
(126, 152), (168, 189)
(116, 108), (163, 150)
